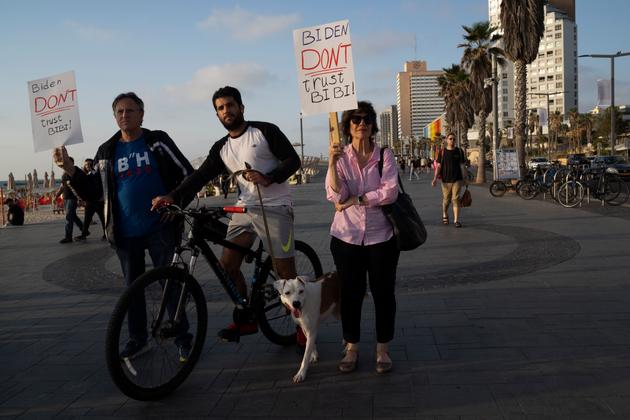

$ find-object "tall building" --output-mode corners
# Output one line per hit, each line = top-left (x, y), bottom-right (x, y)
(526, 2), (578, 123)
(379, 105), (398, 148)
(488, 0), (577, 130)
(396, 61), (444, 141)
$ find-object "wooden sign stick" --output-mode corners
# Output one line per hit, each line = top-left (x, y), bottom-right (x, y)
(329, 112), (341, 146)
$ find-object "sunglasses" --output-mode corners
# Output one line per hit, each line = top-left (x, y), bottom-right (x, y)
(350, 115), (373, 125)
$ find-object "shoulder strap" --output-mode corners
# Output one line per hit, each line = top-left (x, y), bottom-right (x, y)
(378, 146), (405, 194)
(378, 147), (385, 176)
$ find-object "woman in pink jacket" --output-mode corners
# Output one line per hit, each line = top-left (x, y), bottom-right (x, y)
(326, 101), (400, 374)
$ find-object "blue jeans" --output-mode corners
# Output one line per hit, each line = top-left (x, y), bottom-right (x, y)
(64, 198), (83, 239)
(115, 223), (190, 344)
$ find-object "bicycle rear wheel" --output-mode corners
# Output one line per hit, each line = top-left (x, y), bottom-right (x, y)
(517, 180), (539, 200)
(254, 240), (323, 346)
(489, 181), (507, 197)
(557, 181), (584, 208)
(105, 266), (207, 401)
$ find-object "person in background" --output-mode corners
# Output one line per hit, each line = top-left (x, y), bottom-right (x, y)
(431, 132), (466, 228)
(326, 100), (400, 374)
(55, 157), (83, 243)
(5, 198), (24, 226)
(75, 158), (106, 241)
(54, 92), (195, 361)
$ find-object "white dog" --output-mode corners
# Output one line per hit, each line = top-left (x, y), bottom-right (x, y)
(274, 272), (340, 383)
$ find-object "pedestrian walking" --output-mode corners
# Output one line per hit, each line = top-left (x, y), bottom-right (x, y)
(75, 158), (105, 241)
(431, 133), (466, 228)
(55, 157), (83, 243)
(326, 100), (400, 374)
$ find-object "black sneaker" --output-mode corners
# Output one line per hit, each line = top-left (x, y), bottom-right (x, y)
(59, 238), (72, 244)
(178, 343), (192, 363)
(119, 340), (149, 360)
(74, 235), (87, 241)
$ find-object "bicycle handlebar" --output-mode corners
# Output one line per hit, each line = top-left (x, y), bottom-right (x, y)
(158, 204), (247, 218)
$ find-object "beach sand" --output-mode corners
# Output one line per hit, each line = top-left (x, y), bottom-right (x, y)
(2, 205), (69, 226)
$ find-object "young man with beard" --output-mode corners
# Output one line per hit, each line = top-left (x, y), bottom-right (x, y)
(152, 86), (302, 343)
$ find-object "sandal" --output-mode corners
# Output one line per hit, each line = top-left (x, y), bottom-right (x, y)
(454, 221), (462, 228)
(338, 348), (359, 373)
(376, 351), (392, 374)
(442, 216), (449, 225)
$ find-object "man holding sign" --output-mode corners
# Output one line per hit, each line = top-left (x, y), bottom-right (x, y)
(54, 92), (195, 361)
(151, 86), (302, 344)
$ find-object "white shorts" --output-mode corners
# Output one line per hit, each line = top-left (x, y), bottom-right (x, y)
(226, 205), (295, 258)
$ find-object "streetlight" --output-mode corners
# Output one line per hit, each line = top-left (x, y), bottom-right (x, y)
(484, 52), (500, 180)
(579, 51), (630, 154)
(528, 91), (566, 160)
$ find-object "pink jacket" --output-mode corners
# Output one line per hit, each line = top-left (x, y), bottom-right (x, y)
(325, 145), (398, 245)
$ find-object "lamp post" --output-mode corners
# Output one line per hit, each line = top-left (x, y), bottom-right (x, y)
(579, 51), (630, 154)
(485, 53), (500, 180)
(528, 91), (566, 160)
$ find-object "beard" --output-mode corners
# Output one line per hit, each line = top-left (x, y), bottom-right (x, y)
(220, 112), (245, 131)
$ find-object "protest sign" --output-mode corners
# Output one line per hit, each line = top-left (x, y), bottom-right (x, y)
(27, 71), (84, 152)
(293, 19), (357, 117)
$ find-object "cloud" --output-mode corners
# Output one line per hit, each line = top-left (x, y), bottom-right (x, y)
(164, 62), (276, 102)
(353, 31), (414, 59)
(198, 6), (300, 41)
(63, 21), (115, 41)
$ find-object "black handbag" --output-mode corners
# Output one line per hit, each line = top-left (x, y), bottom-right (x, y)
(379, 148), (427, 251)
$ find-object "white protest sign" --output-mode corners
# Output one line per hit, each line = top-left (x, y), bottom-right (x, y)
(27, 70), (84, 152)
(293, 19), (357, 116)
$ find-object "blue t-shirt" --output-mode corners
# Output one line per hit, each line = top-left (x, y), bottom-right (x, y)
(114, 137), (166, 237)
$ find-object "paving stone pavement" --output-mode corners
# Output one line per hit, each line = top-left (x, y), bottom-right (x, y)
(2, 169), (630, 419)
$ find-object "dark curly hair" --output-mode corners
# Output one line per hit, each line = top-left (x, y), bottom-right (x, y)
(340, 101), (379, 143)
(212, 86), (243, 110)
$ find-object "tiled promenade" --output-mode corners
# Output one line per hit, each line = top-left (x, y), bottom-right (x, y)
(2, 170), (630, 419)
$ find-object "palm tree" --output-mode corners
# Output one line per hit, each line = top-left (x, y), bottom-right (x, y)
(527, 110), (539, 153)
(568, 109), (579, 153)
(459, 21), (502, 183)
(549, 111), (563, 155)
(500, 0), (545, 177)
(437, 65), (475, 150)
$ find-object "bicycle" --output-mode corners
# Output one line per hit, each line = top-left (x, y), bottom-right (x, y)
(105, 205), (323, 401)
(489, 179), (523, 197)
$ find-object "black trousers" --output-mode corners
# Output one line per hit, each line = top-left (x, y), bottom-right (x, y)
(82, 201), (105, 236)
(330, 236), (400, 344)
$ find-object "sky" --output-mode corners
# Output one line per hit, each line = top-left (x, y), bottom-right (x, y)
(2, 0), (630, 178)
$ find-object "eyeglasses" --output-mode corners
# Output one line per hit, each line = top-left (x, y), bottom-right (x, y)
(350, 115), (373, 125)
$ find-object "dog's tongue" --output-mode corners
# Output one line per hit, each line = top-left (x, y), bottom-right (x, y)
(292, 308), (301, 318)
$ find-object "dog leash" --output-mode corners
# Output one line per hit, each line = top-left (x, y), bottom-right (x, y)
(243, 162), (280, 277)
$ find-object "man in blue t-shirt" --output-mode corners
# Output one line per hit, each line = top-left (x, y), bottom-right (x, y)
(54, 92), (194, 361)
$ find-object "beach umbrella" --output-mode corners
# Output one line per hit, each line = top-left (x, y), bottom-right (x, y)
(33, 169), (39, 190)
(27, 173), (33, 192)
(44, 172), (50, 189)
(50, 170), (56, 189)
(7, 172), (15, 191)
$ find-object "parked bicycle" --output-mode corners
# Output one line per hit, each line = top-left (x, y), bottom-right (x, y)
(489, 179), (523, 197)
(105, 204), (322, 401)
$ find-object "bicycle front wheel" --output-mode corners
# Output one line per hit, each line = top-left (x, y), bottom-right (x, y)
(105, 266), (208, 401)
(489, 181), (507, 197)
(254, 240), (323, 346)
(557, 181), (584, 208)
(603, 175), (629, 206)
